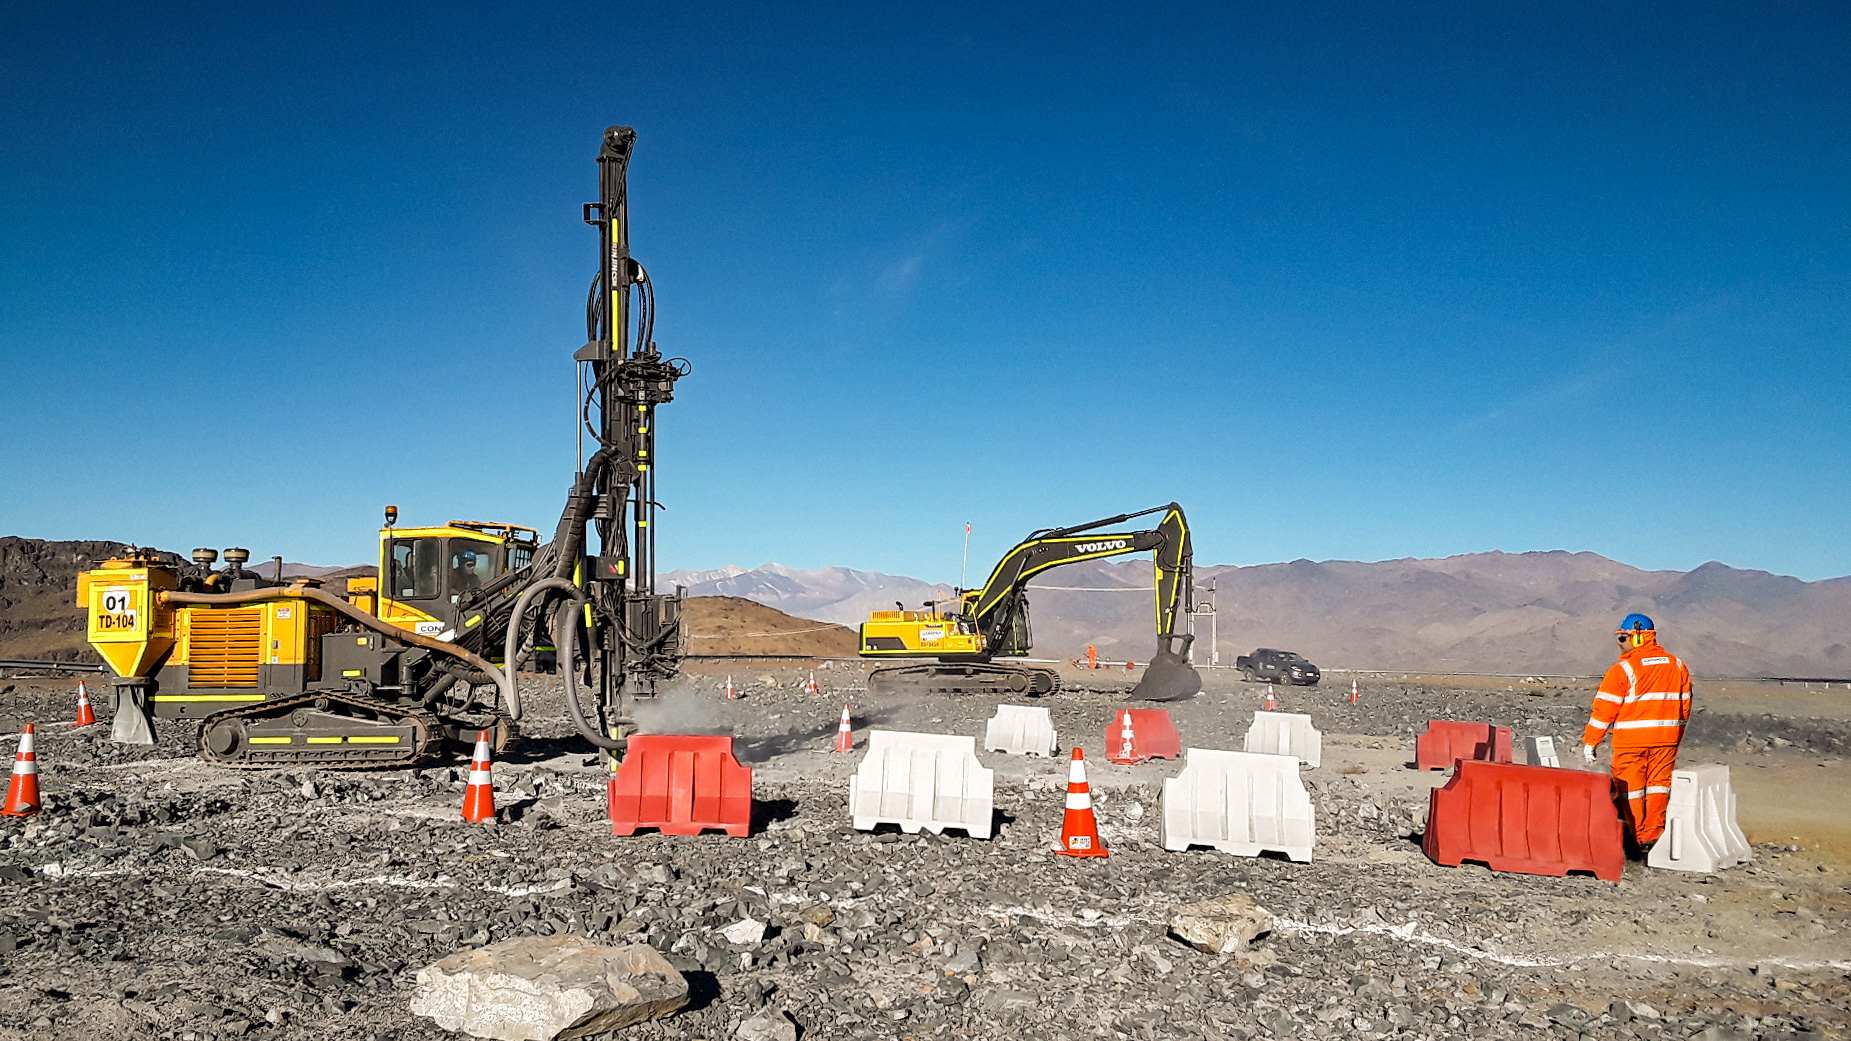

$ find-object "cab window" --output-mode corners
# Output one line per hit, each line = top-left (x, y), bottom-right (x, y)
(390, 539), (442, 600)
(450, 542), (498, 595)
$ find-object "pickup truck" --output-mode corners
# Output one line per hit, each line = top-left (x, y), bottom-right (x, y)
(1236, 648), (1321, 686)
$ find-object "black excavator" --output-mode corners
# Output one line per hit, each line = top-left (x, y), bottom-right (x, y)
(857, 503), (1202, 701)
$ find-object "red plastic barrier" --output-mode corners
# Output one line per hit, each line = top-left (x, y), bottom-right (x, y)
(1415, 720), (1513, 771)
(1104, 709), (1182, 764)
(1422, 759), (1624, 882)
(608, 735), (753, 837)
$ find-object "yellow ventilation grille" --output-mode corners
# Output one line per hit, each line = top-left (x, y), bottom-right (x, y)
(189, 608), (263, 688)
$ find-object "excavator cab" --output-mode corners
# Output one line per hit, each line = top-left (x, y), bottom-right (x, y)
(375, 518), (537, 637)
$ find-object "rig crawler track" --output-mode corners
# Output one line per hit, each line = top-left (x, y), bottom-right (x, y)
(197, 692), (448, 769)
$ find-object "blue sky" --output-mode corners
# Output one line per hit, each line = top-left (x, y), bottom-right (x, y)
(2, 3), (1847, 583)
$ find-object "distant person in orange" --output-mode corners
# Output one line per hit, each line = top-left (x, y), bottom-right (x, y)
(1581, 613), (1691, 849)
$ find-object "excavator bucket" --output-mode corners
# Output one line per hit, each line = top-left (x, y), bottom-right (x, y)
(1129, 647), (1202, 701)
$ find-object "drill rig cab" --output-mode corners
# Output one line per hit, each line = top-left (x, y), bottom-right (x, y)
(859, 503), (1202, 701)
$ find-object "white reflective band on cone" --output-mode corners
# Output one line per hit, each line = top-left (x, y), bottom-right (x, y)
(1068, 758), (1086, 785)
(16, 733), (32, 755)
(1065, 789), (1091, 811)
(14, 761), (36, 776)
(468, 769), (493, 786)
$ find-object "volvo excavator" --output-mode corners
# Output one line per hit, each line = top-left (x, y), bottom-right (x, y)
(77, 126), (687, 768)
(858, 503), (1202, 701)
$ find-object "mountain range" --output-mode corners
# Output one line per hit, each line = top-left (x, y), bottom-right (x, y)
(665, 552), (1851, 678)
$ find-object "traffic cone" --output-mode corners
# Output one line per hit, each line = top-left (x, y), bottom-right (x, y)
(1349, 679), (1360, 705)
(833, 703), (854, 752)
(2, 725), (40, 817)
(804, 672), (820, 695)
(461, 729), (497, 824)
(1117, 710), (1136, 763)
(1056, 748), (1106, 858)
(73, 682), (97, 727)
(724, 675), (737, 700)
(1264, 684), (1276, 711)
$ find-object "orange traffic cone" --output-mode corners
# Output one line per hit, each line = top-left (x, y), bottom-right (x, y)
(73, 681), (97, 727)
(833, 703), (854, 752)
(1056, 747), (1107, 858)
(2, 724), (41, 817)
(724, 675), (738, 700)
(461, 729), (497, 824)
(804, 672), (820, 695)
(1349, 679), (1359, 705)
(1264, 684), (1276, 711)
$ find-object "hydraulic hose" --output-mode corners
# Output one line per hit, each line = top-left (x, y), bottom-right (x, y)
(500, 577), (593, 722)
(161, 586), (509, 704)
(555, 593), (624, 751)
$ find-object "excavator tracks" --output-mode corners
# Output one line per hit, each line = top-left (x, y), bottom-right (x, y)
(197, 692), (445, 769)
(868, 663), (1060, 697)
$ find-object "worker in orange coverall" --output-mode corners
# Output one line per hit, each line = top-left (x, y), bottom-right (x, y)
(1581, 613), (1691, 848)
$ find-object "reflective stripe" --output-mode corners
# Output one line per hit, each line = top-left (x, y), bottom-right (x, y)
(12, 761), (36, 776)
(347, 736), (402, 744)
(1594, 692), (1624, 704)
(1069, 759), (1086, 785)
(469, 769), (493, 785)
(1625, 789), (1646, 800)
(153, 695), (267, 702)
(1066, 790), (1092, 811)
(16, 733), (32, 755)
(1619, 660), (1636, 697)
(1644, 785), (1672, 795)
(1612, 719), (1685, 730)
(247, 736), (292, 745)
(1585, 717), (1611, 731)
(1621, 691), (1689, 704)
(305, 737), (343, 744)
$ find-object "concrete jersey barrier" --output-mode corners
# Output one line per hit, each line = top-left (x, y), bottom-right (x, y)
(1647, 764), (1753, 873)
(1160, 748), (1314, 862)
(849, 730), (994, 839)
(1243, 710), (1321, 768)
(984, 705), (1057, 757)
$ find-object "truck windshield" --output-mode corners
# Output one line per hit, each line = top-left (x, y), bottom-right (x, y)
(390, 539), (442, 600)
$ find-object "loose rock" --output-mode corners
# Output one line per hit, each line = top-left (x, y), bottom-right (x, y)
(409, 936), (688, 1040)
(1167, 893), (1273, 954)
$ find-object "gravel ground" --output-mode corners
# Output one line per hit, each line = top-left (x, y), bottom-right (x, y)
(0, 668), (1846, 1041)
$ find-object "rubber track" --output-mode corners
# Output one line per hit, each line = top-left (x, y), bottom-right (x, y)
(868, 663), (1060, 697)
(196, 692), (444, 770)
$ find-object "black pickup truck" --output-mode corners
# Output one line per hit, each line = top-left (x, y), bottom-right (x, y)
(1236, 648), (1321, 686)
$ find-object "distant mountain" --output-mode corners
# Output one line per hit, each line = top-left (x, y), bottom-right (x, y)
(664, 552), (1851, 678)
(660, 564), (948, 628)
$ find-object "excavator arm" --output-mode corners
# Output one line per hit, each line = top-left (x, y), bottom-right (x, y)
(965, 502), (1193, 656)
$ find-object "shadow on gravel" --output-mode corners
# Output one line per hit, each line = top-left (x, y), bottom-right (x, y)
(732, 706), (912, 763)
(751, 798), (799, 832)
(682, 970), (722, 1013)
(498, 734), (600, 764)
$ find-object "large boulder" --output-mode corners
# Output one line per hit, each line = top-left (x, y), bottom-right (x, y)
(409, 936), (688, 1040)
(1167, 893), (1273, 955)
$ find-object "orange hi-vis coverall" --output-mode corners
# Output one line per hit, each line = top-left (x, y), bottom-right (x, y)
(1583, 638), (1691, 844)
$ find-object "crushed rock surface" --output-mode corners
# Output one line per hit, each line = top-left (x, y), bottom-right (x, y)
(0, 669), (1845, 1041)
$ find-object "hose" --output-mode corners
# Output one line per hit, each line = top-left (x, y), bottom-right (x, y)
(500, 577), (596, 722)
(555, 594), (624, 751)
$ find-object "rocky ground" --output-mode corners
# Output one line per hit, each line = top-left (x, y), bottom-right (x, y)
(0, 667), (1846, 1041)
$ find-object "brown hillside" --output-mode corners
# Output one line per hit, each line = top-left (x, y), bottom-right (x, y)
(682, 596), (858, 657)
(0, 537), (183, 663)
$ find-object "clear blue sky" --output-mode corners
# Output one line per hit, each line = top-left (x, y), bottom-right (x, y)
(3, 3), (1847, 582)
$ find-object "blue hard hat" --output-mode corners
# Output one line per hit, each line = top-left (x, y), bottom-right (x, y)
(1617, 612), (1655, 633)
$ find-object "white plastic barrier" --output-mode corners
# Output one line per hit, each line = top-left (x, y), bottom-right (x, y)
(1243, 711), (1320, 768)
(849, 730), (994, 839)
(1647, 764), (1752, 873)
(1522, 736), (1560, 767)
(1160, 748), (1314, 862)
(984, 705), (1057, 757)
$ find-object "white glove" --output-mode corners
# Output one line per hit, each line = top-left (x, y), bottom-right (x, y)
(1581, 743), (1597, 763)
